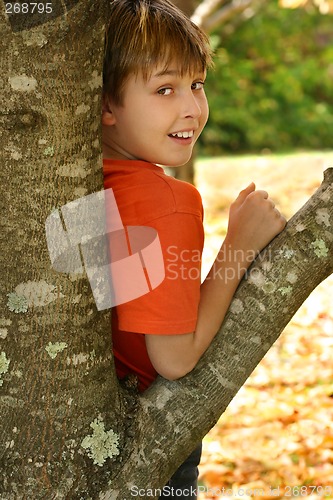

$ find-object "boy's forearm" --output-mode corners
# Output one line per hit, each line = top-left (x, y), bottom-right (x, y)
(145, 238), (252, 381)
(191, 238), (253, 362)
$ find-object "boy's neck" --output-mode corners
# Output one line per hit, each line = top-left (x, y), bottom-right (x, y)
(102, 141), (136, 161)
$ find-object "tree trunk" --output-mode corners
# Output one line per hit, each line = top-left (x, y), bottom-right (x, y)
(1, 2), (333, 499)
(1, 2), (126, 497)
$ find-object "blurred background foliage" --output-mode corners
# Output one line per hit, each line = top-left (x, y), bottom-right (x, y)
(198, 0), (333, 155)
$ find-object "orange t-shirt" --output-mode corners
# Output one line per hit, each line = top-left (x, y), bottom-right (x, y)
(103, 159), (204, 391)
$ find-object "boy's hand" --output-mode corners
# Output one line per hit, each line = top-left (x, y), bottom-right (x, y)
(226, 182), (286, 257)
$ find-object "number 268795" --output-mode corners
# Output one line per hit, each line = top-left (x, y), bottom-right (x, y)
(5, 3), (53, 14)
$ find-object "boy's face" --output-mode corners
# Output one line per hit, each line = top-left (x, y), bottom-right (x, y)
(102, 63), (209, 166)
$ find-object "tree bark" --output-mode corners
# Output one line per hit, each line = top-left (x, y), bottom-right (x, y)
(1, 2), (127, 497)
(1, 1), (333, 499)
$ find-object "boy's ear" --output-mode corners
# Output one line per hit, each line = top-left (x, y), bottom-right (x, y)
(102, 95), (116, 126)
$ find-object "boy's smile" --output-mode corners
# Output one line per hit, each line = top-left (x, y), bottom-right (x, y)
(102, 64), (209, 166)
(168, 130), (195, 145)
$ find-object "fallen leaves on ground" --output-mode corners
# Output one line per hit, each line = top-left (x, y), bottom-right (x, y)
(195, 152), (333, 499)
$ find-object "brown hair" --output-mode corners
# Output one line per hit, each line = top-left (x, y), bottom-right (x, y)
(103, 0), (213, 105)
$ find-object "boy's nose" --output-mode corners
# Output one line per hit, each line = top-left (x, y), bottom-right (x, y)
(182, 91), (202, 119)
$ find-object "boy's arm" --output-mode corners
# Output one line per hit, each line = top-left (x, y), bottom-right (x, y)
(145, 183), (286, 381)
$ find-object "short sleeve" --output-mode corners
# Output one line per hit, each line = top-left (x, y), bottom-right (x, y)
(115, 211), (204, 334)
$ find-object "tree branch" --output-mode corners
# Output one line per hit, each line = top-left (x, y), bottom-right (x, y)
(192, 0), (256, 32)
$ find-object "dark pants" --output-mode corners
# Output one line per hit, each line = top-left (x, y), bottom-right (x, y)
(158, 443), (202, 500)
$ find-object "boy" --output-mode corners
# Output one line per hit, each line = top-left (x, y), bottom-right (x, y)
(102, 0), (286, 498)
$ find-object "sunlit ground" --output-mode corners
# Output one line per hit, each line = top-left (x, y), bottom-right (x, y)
(195, 151), (333, 499)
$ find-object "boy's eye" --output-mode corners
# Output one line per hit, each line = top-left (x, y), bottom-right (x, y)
(191, 81), (205, 91)
(157, 87), (173, 96)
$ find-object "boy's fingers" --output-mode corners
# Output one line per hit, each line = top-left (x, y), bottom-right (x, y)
(253, 189), (269, 199)
(243, 182), (255, 193)
(234, 182), (255, 204)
